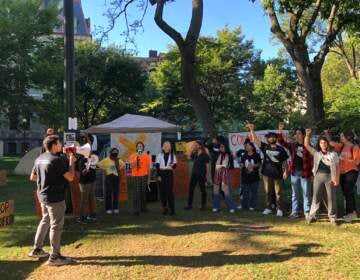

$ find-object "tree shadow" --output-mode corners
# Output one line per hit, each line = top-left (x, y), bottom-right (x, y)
(0, 259), (44, 280)
(73, 243), (326, 268)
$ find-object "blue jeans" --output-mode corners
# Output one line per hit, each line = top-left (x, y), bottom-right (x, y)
(213, 184), (235, 210)
(291, 174), (311, 214)
(242, 181), (259, 209)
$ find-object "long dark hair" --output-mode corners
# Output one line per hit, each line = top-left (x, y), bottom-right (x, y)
(162, 141), (175, 164)
(315, 137), (331, 152)
(136, 141), (145, 150)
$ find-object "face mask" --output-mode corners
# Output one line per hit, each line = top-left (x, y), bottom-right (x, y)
(137, 149), (143, 155)
(111, 152), (118, 158)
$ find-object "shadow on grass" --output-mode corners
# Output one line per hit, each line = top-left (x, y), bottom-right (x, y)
(73, 243), (326, 268)
(0, 259), (42, 280)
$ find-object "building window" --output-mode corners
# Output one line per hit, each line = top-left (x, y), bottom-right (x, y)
(8, 143), (17, 155)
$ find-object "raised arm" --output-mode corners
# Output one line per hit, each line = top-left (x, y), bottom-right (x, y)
(277, 123), (292, 150)
(304, 129), (316, 156)
(247, 123), (261, 147)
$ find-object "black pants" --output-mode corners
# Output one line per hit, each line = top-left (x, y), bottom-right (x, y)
(105, 174), (120, 211)
(159, 170), (175, 212)
(132, 176), (148, 214)
(187, 173), (207, 207)
(340, 170), (358, 215)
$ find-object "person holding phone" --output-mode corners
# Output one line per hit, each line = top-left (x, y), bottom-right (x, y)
(129, 142), (152, 216)
(156, 141), (177, 215)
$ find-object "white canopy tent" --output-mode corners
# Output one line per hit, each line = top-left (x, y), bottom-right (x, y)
(84, 114), (178, 134)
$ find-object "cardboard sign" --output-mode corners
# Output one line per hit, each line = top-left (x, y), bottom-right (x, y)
(64, 132), (76, 145)
(0, 200), (14, 227)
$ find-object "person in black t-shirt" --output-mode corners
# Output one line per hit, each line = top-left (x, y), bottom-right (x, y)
(239, 141), (261, 210)
(184, 140), (211, 210)
(248, 124), (289, 217)
(28, 135), (76, 266)
(76, 153), (97, 224)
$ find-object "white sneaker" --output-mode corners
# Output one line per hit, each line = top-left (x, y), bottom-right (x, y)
(237, 205), (242, 210)
(106, 210), (112, 214)
(113, 209), (119, 214)
(229, 209), (235, 213)
(276, 210), (283, 217)
(262, 208), (272, 215)
(212, 208), (219, 213)
(343, 214), (353, 223)
(249, 208), (255, 211)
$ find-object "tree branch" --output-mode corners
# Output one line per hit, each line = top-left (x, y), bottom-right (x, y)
(185, 0), (203, 48)
(326, 3), (339, 35)
(154, 0), (185, 48)
(301, 0), (322, 39)
(265, 3), (291, 49)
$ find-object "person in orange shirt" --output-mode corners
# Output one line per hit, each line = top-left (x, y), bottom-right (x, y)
(325, 130), (360, 222)
(129, 142), (152, 216)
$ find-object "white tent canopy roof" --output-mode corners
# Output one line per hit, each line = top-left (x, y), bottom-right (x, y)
(84, 114), (179, 134)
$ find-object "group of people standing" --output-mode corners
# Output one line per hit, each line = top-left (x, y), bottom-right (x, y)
(28, 124), (360, 266)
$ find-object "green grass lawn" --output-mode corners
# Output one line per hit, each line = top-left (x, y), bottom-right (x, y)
(1, 157), (360, 280)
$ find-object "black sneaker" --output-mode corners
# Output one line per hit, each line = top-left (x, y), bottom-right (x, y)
(77, 217), (87, 224)
(28, 248), (49, 258)
(162, 208), (169, 215)
(46, 254), (73, 266)
(184, 205), (192, 210)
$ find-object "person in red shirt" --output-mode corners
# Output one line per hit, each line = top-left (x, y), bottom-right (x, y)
(325, 130), (360, 222)
(129, 142), (151, 216)
(278, 123), (313, 219)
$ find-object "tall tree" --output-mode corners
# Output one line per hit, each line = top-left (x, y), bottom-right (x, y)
(105, 0), (215, 134)
(0, 0), (58, 128)
(37, 41), (146, 129)
(255, 0), (360, 126)
(331, 33), (359, 80)
(142, 27), (262, 132)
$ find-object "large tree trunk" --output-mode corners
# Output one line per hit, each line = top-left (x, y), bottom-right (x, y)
(181, 51), (215, 135)
(291, 45), (325, 126)
(295, 63), (325, 124)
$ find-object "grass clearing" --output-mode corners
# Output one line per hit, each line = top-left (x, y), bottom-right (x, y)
(1, 157), (360, 280)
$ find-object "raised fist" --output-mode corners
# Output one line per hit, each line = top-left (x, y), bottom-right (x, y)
(278, 123), (285, 131)
(246, 123), (255, 131)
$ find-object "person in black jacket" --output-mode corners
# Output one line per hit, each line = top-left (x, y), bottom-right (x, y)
(76, 153), (97, 224)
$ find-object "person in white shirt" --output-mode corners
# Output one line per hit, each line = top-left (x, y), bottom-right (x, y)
(156, 141), (177, 215)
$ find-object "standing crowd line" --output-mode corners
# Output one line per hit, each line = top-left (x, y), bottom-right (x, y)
(27, 124), (360, 265)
